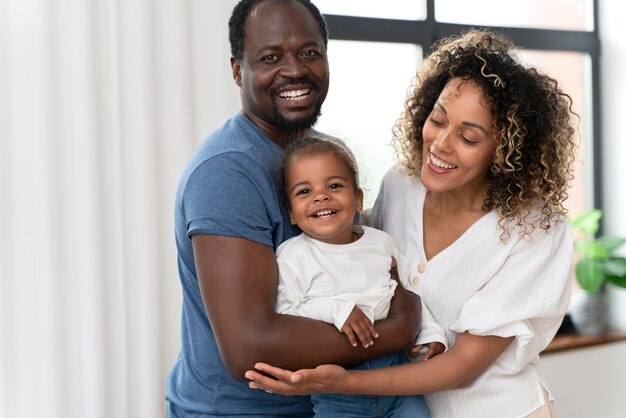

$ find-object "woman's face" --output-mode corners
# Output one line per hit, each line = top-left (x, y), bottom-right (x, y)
(420, 77), (497, 195)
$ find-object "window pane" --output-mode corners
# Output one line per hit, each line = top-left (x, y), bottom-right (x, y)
(316, 41), (422, 208)
(436, 0), (594, 31)
(312, 0), (426, 21)
(516, 50), (593, 218)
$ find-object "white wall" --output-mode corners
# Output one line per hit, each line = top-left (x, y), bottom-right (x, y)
(600, 0), (626, 331)
(540, 342), (626, 418)
(536, 4), (626, 418)
(191, 1), (240, 139)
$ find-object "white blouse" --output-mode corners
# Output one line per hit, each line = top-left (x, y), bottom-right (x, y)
(367, 166), (574, 418)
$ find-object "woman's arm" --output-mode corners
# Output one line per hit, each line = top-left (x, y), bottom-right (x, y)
(246, 332), (513, 395)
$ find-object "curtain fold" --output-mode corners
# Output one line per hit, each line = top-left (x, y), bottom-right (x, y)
(0, 1), (240, 417)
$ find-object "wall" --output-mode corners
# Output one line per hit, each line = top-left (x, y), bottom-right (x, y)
(538, 4), (626, 418)
(539, 341), (626, 418)
(600, 0), (626, 331)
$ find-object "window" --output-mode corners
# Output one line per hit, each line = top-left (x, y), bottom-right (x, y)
(312, 0), (425, 21)
(435, 0), (594, 31)
(313, 0), (601, 219)
(315, 41), (422, 207)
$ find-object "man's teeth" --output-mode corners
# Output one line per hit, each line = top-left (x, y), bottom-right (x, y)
(430, 153), (457, 169)
(278, 89), (311, 100)
(313, 209), (335, 218)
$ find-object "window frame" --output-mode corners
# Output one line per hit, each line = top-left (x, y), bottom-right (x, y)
(321, 0), (603, 227)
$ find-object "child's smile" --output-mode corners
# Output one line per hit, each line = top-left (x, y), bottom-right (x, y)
(286, 151), (363, 245)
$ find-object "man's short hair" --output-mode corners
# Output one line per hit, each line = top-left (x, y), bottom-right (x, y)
(228, 0), (329, 62)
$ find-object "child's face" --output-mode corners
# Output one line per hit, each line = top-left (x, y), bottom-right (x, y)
(286, 151), (363, 245)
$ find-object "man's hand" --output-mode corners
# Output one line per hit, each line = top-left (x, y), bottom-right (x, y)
(341, 307), (379, 348)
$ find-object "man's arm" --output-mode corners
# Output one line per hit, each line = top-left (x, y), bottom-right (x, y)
(193, 234), (421, 381)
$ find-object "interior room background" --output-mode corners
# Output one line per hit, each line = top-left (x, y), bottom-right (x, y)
(1, 1), (625, 417)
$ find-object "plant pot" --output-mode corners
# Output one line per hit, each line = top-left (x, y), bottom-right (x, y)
(569, 288), (609, 335)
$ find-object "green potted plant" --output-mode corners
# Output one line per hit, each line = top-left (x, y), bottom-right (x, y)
(572, 209), (626, 293)
(569, 209), (626, 334)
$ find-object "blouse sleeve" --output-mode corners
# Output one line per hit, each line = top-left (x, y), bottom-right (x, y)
(450, 219), (574, 371)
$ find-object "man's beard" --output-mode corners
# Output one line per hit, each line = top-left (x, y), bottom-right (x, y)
(268, 77), (325, 140)
(271, 100), (323, 140)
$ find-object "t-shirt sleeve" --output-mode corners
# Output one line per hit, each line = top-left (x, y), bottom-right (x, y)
(450, 220), (574, 371)
(181, 152), (275, 247)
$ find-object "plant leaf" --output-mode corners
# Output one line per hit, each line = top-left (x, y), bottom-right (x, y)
(575, 240), (608, 260)
(597, 236), (626, 253)
(605, 258), (626, 277)
(608, 274), (626, 289)
(575, 258), (605, 293)
(571, 209), (601, 235)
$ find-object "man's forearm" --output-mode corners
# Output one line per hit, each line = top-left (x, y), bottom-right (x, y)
(224, 307), (418, 380)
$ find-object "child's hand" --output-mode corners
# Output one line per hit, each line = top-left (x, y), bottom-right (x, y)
(341, 306), (379, 348)
(409, 342), (445, 360)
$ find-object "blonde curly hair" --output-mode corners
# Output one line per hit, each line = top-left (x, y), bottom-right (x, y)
(393, 30), (578, 239)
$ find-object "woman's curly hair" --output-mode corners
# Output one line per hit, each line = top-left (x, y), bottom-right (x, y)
(393, 29), (578, 239)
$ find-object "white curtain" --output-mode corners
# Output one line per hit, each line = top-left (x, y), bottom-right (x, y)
(0, 1), (239, 417)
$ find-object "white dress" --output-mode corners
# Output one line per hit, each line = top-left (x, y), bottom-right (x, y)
(275, 225), (446, 347)
(367, 166), (574, 418)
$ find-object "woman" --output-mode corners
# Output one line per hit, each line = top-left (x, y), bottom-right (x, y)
(245, 30), (578, 418)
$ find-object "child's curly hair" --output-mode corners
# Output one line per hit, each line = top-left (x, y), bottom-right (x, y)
(393, 29), (578, 239)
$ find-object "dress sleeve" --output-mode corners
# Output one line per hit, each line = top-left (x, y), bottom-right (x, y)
(450, 220), (574, 371)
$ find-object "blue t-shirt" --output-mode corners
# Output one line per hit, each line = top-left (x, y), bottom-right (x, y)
(166, 113), (311, 417)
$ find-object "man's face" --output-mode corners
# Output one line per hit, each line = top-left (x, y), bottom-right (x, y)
(231, 0), (330, 140)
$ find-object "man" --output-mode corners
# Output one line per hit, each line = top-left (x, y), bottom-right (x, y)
(165, 1), (421, 416)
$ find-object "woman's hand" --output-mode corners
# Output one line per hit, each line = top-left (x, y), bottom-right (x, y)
(245, 363), (348, 396)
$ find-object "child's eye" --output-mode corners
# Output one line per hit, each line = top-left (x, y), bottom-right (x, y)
(328, 183), (343, 190)
(295, 188), (310, 196)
